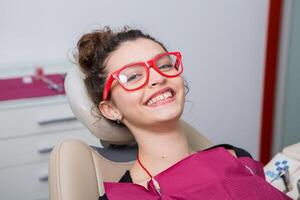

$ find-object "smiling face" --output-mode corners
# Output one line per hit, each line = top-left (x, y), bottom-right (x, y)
(99, 38), (185, 131)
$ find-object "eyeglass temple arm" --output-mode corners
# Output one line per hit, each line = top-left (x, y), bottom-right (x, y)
(173, 53), (183, 71)
(102, 75), (115, 100)
(175, 59), (180, 70)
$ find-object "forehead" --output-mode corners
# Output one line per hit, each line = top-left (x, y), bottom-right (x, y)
(105, 38), (166, 73)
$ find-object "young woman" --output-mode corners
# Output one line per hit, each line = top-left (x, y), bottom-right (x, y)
(76, 26), (291, 200)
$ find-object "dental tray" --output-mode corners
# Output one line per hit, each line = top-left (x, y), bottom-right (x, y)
(0, 74), (65, 101)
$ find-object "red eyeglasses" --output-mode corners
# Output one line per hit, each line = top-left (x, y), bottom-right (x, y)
(102, 51), (183, 100)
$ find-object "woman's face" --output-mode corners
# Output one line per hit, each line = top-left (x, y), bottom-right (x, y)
(101, 38), (185, 129)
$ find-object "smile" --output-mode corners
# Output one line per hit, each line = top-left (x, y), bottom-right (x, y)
(146, 89), (175, 106)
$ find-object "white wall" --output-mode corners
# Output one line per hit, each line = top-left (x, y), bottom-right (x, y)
(0, 0), (269, 159)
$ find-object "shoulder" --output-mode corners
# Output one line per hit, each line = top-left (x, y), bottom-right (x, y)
(204, 143), (252, 158)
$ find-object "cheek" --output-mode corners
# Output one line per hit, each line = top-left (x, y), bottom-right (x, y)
(174, 77), (186, 104)
(110, 87), (143, 111)
(175, 77), (185, 93)
(179, 77), (185, 88)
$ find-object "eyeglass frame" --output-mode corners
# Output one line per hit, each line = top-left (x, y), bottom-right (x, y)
(102, 51), (183, 100)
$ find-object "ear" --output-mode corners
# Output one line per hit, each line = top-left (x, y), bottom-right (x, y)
(99, 100), (122, 121)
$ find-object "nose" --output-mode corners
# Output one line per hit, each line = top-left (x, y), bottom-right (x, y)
(148, 67), (166, 87)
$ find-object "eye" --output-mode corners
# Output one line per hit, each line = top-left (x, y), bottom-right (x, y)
(158, 64), (173, 71)
(126, 73), (143, 82)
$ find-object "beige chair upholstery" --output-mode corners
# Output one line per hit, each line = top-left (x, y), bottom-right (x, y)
(48, 66), (213, 200)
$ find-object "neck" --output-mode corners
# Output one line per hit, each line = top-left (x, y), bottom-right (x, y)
(129, 121), (193, 180)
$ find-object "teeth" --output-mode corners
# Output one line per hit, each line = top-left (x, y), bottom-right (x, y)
(164, 92), (171, 99)
(147, 90), (173, 106)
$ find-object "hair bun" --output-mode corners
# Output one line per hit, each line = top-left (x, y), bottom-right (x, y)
(77, 27), (113, 75)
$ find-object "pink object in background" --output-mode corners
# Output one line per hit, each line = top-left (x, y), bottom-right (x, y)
(34, 66), (45, 79)
(33, 66), (64, 92)
(0, 72), (65, 101)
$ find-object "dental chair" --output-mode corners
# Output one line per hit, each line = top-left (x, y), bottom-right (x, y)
(48, 66), (213, 200)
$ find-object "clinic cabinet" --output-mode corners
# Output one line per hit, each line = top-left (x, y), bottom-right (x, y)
(0, 95), (100, 200)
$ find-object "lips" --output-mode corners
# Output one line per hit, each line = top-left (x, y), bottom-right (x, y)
(145, 87), (176, 106)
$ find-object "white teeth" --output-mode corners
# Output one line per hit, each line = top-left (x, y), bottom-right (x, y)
(147, 90), (173, 106)
(148, 99), (153, 105)
(163, 93), (168, 99)
(164, 91), (172, 98)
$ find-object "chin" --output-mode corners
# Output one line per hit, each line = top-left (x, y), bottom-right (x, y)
(151, 106), (183, 123)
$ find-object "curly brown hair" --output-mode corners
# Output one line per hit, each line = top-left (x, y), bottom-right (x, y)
(75, 26), (167, 107)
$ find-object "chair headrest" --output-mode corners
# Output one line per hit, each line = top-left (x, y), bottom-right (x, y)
(64, 66), (135, 145)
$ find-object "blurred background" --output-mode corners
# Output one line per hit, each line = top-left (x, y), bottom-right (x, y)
(0, 0), (299, 199)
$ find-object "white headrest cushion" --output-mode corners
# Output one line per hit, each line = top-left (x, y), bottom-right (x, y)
(64, 66), (135, 144)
